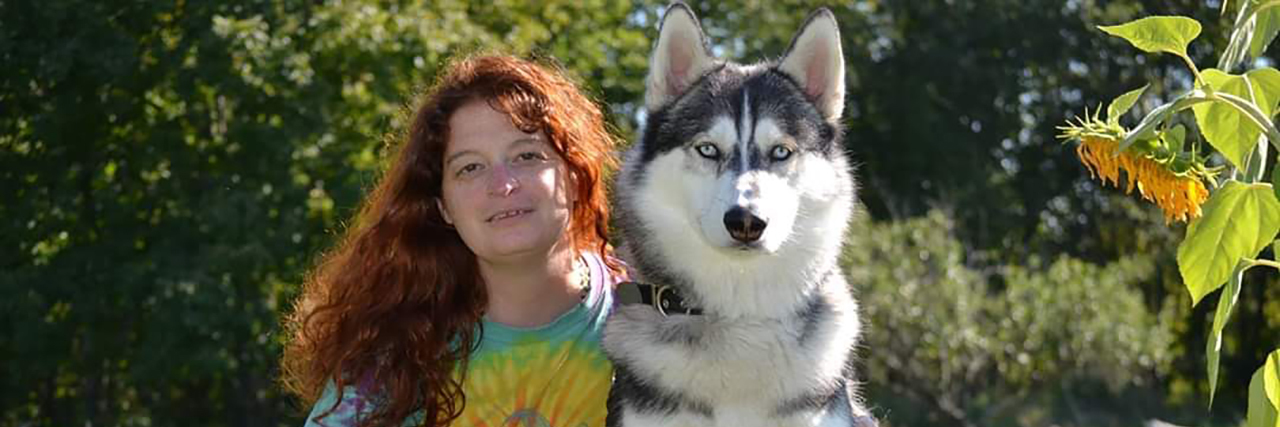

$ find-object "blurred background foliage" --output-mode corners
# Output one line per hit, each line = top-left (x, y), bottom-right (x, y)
(1, 0), (1276, 426)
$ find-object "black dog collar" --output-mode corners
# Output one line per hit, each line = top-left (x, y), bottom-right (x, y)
(629, 282), (703, 316)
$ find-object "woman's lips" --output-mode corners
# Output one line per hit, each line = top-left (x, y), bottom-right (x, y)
(487, 208), (533, 223)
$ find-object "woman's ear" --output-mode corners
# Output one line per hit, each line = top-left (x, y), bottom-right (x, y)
(568, 171), (581, 203)
(435, 198), (454, 225)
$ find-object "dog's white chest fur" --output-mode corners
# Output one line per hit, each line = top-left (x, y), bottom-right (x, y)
(603, 282), (862, 427)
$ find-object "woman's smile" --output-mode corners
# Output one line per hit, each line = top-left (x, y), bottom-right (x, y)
(487, 208), (534, 223)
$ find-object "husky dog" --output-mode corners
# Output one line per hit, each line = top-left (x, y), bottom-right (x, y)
(604, 3), (874, 427)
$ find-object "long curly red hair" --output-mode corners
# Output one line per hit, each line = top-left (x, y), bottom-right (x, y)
(281, 54), (620, 427)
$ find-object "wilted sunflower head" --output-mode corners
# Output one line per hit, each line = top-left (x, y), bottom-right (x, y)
(1058, 113), (1216, 223)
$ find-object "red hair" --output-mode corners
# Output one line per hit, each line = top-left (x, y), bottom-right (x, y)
(281, 54), (620, 427)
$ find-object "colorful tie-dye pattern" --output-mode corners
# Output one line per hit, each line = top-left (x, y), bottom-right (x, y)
(303, 253), (620, 427)
(457, 307), (613, 427)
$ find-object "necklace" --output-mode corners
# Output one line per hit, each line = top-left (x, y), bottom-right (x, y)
(574, 257), (591, 300)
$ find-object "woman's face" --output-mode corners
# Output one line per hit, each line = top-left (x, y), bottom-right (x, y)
(438, 99), (576, 263)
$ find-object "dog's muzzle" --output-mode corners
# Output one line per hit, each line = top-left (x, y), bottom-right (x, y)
(723, 206), (766, 243)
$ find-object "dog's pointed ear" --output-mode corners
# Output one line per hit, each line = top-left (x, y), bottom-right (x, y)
(646, 2), (714, 112)
(778, 9), (845, 122)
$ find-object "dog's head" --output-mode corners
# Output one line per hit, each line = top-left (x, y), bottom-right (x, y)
(622, 3), (853, 258)
(617, 4), (856, 316)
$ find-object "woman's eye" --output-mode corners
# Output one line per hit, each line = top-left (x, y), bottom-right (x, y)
(695, 143), (720, 160)
(456, 163), (482, 176)
(516, 151), (546, 162)
(770, 145), (793, 161)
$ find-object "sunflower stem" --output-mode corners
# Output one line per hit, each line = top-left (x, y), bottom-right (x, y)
(1117, 90), (1210, 155)
(1182, 54), (1205, 88)
(1246, 258), (1280, 270)
(1242, 137), (1269, 183)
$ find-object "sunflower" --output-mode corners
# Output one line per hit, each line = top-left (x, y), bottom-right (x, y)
(1058, 112), (1217, 223)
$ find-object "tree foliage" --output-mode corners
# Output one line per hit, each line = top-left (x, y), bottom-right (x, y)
(1, 1), (1275, 426)
(0, 1), (649, 425)
(844, 212), (1174, 427)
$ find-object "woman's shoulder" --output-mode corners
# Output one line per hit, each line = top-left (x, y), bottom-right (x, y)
(580, 251), (630, 321)
(582, 251), (630, 287)
(303, 381), (370, 427)
(302, 380), (424, 427)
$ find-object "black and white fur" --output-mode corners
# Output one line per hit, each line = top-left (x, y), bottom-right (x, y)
(604, 4), (873, 427)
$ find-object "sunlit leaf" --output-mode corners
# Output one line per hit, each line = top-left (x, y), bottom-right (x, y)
(1274, 160), (1280, 200)
(1207, 262), (1246, 408)
(1192, 68), (1280, 169)
(1245, 349), (1280, 427)
(1178, 181), (1280, 306)
(1108, 84), (1149, 123)
(1099, 16), (1201, 58)
(1220, 0), (1272, 70)
(1252, 3), (1280, 59)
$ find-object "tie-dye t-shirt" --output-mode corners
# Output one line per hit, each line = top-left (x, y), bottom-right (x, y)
(304, 252), (621, 427)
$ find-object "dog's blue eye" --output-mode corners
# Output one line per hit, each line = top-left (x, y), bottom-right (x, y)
(696, 143), (720, 159)
(770, 145), (793, 161)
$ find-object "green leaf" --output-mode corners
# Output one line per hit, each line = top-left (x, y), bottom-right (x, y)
(1099, 16), (1202, 58)
(1222, 12), (1253, 70)
(1245, 349), (1280, 427)
(1192, 68), (1280, 169)
(1274, 158), (1280, 200)
(1207, 262), (1247, 408)
(1219, 1), (1280, 71)
(1251, 4), (1280, 59)
(1108, 84), (1149, 124)
(1178, 181), (1280, 306)
(1164, 124), (1188, 153)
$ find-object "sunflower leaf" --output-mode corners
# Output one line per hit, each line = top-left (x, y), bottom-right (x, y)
(1192, 68), (1280, 170)
(1108, 84), (1149, 124)
(1099, 16), (1201, 59)
(1274, 160), (1280, 200)
(1178, 181), (1280, 306)
(1251, 3), (1280, 60)
(1244, 349), (1280, 427)
(1219, 0), (1280, 71)
(1164, 124), (1188, 153)
(1207, 262), (1246, 409)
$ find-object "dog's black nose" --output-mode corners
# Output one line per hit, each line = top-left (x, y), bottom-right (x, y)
(723, 207), (766, 243)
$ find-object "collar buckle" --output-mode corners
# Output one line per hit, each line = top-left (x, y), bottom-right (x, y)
(633, 282), (703, 316)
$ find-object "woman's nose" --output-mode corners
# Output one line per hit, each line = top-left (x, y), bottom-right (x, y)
(486, 164), (521, 197)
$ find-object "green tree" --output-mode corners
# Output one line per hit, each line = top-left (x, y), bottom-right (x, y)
(844, 212), (1176, 427)
(3, 0), (1274, 426)
(1, 1), (649, 425)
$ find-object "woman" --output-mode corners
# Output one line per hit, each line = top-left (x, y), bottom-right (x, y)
(281, 54), (625, 427)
